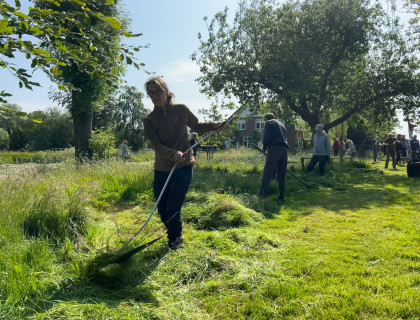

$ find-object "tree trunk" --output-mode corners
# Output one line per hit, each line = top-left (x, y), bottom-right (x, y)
(71, 93), (93, 159)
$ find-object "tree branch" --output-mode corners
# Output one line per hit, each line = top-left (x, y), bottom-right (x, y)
(319, 41), (348, 107)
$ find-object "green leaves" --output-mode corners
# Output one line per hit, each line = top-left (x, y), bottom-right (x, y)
(100, 16), (121, 30)
(13, 10), (28, 19)
(31, 48), (50, 57)
(195, 0), (419, 132)
(69, 0), (86, 6)
(0, 19), (13, 33)
(1, 0), (144, 106)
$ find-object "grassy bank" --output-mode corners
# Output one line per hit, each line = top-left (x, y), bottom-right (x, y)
(0, 149), (418, 319)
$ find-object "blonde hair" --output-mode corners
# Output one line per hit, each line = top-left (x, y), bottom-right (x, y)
(144, 77), (174, 105)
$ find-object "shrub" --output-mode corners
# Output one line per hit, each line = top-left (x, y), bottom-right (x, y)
(0, 128), (10, 150)
(90, 129), (116, 160)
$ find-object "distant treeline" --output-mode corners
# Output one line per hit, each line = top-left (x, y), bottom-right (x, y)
(0, 106), (73, 151)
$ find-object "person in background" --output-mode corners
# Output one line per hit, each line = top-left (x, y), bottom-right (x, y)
(143, 77), (224, 250)
(332, 137), (340, 156)
(407, 119), (416, 139)
(383, 133), (398, 169)
(346, 139), (356, 159)
(372, 136), (380, 164)
(307, 124), (331, 175)
(396, 134), (403, 165)
(400, 134), (408, 163)
(259, 113), (288, 203)
(189, 132), (200, 157)
(120, 140), (130, 160)
(340, 136), (347, 159)
(411, 135), (419, 152)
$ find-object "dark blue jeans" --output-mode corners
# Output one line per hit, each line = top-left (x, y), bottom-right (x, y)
(307, 155), (327, 175)
(153, 164), (193, 241)
(259, 145), (288, 200)
(373, 146), (378, 162)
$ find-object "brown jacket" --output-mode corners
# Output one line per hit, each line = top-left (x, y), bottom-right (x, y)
(144, 103), (219, 171)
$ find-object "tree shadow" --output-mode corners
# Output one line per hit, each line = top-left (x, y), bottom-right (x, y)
(283, 169), (418, 220)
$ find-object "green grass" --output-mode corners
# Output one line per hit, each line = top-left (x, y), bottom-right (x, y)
(0, 148), (155, 165)
(0, 149), (75, 164)
(0, 150), (418, 319)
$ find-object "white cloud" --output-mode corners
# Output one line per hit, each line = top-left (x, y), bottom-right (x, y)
(159, 59), (201, 83)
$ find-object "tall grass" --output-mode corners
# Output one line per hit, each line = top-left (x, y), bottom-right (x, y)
(0, 149), (75, 164)
(0, 149), (418, 319)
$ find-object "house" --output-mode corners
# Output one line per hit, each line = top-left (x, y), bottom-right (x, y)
(228, 109), (264, 148)
(227, 109), (304, 152)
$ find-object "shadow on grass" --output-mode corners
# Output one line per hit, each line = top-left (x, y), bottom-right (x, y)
(30, 244), (169, 317)
(193, 162), (419, 223)
(285, 167), (419, 216)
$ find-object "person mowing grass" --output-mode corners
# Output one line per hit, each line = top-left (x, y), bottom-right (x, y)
(258, 113), (289, 204)
(383, 133), (398, 170)
(306, 124), (331, 175)
(143, 77), (224, 250)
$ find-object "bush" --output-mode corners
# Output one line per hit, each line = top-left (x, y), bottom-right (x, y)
(0, 128), (10, 150)
(90, 129), (116, 160)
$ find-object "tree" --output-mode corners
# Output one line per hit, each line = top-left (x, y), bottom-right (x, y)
(92, 86), (150, 152)
(41, 0), (142, 159)
(0, 103), (28, 150)
(26, 108), (73, 150)
(1, 0), (144, 158)
(93, 96), (117, 131)
(199, 104), (236, 149)
(0, 128), (9, 149)
(111, 86), (149, 152)
(404, 0), (420, 24)
(193, 0), (420, 133)
(0, 0), (141, 100)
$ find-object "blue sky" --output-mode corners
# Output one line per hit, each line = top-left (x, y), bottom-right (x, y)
(1, 0), (415, 132)
(2, 0), (239, 119)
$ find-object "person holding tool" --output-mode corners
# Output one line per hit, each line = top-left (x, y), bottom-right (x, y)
(143, 77), (224, 250)
(307, 124), (331, 175)
(258, 113), (288, 204)
(189, 132), (200, 157)
(383, 133), (398, 169)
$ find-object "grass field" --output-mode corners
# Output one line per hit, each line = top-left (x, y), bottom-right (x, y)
(0, 149), (75, 165)
(0, 149), (418, 319)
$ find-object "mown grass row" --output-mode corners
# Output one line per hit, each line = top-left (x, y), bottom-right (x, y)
(0, 149), (419, 319)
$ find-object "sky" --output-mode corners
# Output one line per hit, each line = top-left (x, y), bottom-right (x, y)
(1, 0), (415, 133)
(1, 0), (240, 119)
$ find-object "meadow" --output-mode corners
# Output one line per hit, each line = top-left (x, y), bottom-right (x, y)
(0, 149), (418, 320)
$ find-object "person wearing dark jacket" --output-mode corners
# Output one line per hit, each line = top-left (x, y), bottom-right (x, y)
(189, 132), (200, 157)
(411, 135), (419, 151)
(259, 113), (288, 203)
(384, 133), (398, 169)
(143, 77), (224, 249)
(396, 134), (403, 165)
(332, 137), (340, 156)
